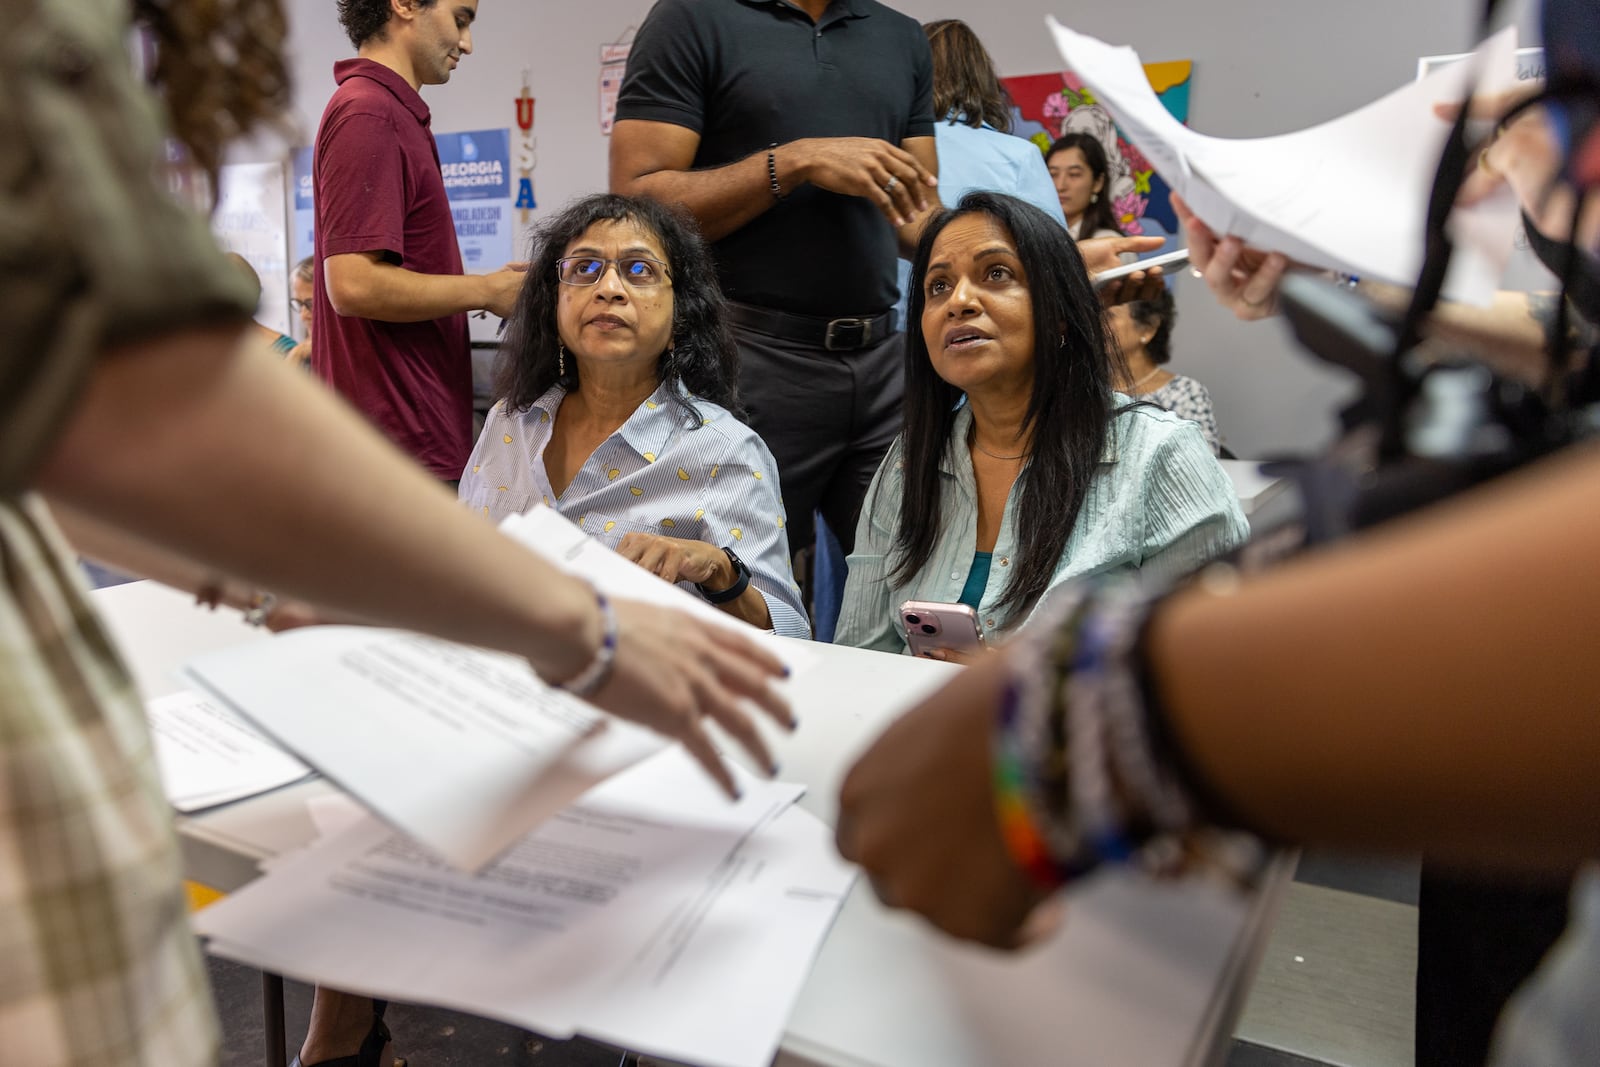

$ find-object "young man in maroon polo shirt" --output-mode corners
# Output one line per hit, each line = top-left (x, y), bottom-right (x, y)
(312, 0), (524, 483)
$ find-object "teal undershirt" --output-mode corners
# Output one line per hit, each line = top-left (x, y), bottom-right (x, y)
(958, 551), (992, 610)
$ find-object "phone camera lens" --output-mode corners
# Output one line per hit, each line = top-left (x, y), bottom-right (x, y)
(920, 624), (937, 635)
(904, 614), (920, 625)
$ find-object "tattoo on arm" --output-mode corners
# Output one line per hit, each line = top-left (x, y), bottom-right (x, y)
(1528, 293), (1600, 353)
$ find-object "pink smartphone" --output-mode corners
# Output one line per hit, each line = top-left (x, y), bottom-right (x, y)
(899, 600), (985, 658)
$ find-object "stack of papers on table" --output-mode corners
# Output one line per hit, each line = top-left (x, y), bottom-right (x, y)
(181, 505), (813, 871)
(1048, 21), (1523, 303)
(196, 748), (855, 1067)
(147, 690), (312, 811)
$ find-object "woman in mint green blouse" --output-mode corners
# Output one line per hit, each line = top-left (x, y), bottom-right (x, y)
(836, 193), (1247, 655)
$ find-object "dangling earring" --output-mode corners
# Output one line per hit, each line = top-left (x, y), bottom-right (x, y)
(1059, 333), (1066, 348)
(1090, 192), (1099, 204)
(558, 343), (567, 378)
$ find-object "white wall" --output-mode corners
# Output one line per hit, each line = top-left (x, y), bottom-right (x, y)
(265, 0), (1540, 459)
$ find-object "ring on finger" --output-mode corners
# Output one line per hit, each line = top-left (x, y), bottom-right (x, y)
(883, 175), (899, 193)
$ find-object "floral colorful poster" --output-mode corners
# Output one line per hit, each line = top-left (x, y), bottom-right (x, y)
(1002, 60), (1192, 239)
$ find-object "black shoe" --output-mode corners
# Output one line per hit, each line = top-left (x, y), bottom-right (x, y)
(290, 1001), (403, 1067)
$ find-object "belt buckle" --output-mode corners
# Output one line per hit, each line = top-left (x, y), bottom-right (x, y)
(824, 316), (871, 351)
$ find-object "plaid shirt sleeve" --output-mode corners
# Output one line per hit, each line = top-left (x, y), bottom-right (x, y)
(0, 0), (261, 1061)
(0, 499), (219, 1067)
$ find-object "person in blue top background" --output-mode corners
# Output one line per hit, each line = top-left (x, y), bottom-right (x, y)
(890, 19), (1065, 331)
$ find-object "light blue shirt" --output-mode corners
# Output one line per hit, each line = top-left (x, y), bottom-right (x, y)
(835, 402), (1248, 653)
(459, 381), (810, 638)
(896, 117), (1067, 324)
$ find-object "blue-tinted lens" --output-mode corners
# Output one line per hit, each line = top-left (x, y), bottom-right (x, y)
(623, 258), (658, 281)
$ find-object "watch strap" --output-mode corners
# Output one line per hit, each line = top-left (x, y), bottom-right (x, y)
(697, 547), (751, 604)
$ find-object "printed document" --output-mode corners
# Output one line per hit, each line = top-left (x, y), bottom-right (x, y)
(146, 689), (311, 811)
(196, 749), (849, 1067)
(182, 505), (812, 871)
(1049, 22), (1522, 303)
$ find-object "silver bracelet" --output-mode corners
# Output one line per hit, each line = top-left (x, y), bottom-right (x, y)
(555, 589), (619, 698)
(242, 592), (277, 628)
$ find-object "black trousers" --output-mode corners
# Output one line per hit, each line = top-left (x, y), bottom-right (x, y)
(732, 321), (904, 558)
(1415, 865), (1572, 1066)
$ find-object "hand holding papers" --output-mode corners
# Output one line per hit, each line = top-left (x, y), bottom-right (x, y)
(182, 506), (810, 871)
(1048, 21), (1523, 303)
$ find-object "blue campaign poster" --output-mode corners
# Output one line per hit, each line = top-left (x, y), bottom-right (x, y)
(290, 147), (315, 271)
(436, 128), (514, 271)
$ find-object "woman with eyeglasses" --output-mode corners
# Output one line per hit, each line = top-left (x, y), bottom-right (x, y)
(459, 194), (809, 636)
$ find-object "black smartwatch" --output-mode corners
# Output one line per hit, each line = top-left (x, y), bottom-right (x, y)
(696, 546), (751, 604)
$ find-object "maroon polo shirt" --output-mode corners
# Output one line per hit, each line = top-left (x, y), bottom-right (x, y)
(311, 58), (471, 480)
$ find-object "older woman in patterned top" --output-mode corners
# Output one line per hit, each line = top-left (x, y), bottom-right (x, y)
(460, 194), (809, 637)
(1108, 285), (1224, 455)
(836, 192), (1245, 656)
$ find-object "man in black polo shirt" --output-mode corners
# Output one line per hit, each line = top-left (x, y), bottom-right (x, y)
(611, 0), (939, 567)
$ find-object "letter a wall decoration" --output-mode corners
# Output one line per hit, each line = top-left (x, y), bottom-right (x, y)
(515, 73), (537, 224)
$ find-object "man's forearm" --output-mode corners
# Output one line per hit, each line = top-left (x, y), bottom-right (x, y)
(617, 151), (780, 243)
(36, 327), (599, 681)
(326, 257), (491, 322)
(1358, 280), (1593, 386)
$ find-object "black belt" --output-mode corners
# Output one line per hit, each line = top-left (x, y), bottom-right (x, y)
(727, 301), (897, 352)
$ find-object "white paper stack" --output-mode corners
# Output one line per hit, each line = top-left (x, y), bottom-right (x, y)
(1048, 21), (1524, 304)
(197, 748), (855, 1067)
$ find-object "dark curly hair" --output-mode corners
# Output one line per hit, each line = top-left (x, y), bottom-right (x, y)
(1126, 285), (1176, 365)
(1047, 132), (1124, 237)
(132, 0), (292, 186)
(495, 194), (743, 425)
(337, 0), (435, 50)
(893, 191), (1127, 619)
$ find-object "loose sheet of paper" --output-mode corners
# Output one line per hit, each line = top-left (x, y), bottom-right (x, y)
(185, 629), (661, 871)
(197, 748), (819, 1053)
(183, 506), (812, 872)
(580, 803), (856, 1067)
(1048, 21), (1522, 304)
(146, 690), (311, 811)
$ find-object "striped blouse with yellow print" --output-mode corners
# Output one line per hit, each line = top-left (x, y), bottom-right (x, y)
(459, 380), (810, 638)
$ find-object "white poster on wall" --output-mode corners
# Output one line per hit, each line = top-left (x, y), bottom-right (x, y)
(212, 161), (291, 334)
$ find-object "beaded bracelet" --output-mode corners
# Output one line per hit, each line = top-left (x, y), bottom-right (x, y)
(556, 588), (619, 699)
(991, 576), (1267, 892)
(767, 143), (784, 201)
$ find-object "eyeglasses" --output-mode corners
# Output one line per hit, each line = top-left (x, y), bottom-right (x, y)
(289, 298), (312, 313)
(556, 256), (671, 288)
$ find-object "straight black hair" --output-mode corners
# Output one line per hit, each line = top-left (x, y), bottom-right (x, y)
(894, 191), (1127, 618)
(1047, 132), (1124, 237)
